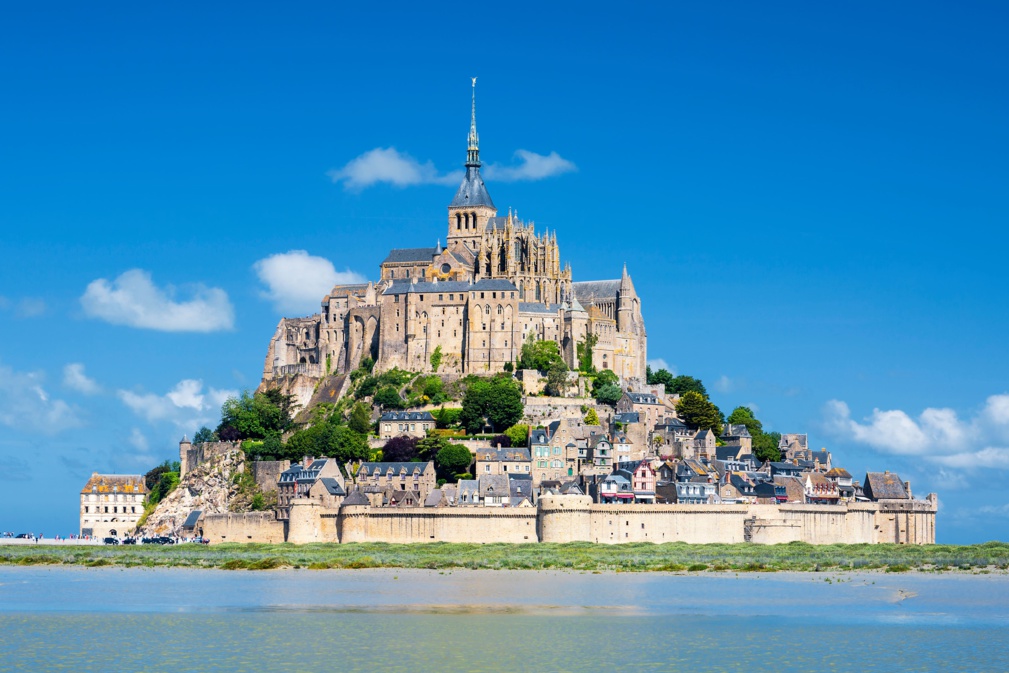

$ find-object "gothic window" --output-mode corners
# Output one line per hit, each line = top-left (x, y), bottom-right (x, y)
(496, 305), (502, 315)
(485, 305), (490, 315)
(456, 213), (461, 230)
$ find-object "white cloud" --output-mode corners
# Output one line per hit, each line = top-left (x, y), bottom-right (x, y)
(0, 296), (47, 318)
(0, 362), (83, 435)
(329, 147), (461, 191)
(713, 375), (734, 394)
(329, 147), (576, 191)
(253, 250), (367, 315)
(979, 503), (1009, 517)
(484, 150), (577, 182)
(823, 394), (1009, 470)
(128, 427), (149, 453)
(81, 269), (234, 332)
(63, 363), (101, 395)
(118, 379), (237, 433)
(647, 358), (675, 374)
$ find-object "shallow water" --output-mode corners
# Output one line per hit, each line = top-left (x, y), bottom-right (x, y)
(1, 568), (1007, 672)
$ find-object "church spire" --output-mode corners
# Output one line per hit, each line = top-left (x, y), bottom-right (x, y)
(467, 77), (480, 167)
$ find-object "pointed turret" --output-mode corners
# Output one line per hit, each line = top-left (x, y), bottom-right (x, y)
(448, 78), (496, 247)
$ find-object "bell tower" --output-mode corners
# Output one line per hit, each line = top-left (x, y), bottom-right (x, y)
(447, 78), (497, 250)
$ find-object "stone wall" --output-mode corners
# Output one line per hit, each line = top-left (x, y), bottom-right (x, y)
(203, 511), (286, 544)
(251, 460), (290, 494)
(205, 493), (938, 546)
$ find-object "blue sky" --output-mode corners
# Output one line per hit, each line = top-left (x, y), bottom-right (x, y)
(1, 2), (1007, 542)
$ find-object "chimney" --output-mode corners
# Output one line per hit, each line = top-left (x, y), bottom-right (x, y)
(905, 481), (912, 498)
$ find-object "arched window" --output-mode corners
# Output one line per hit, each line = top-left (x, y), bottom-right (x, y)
(456, 213), (462, 230)
(464, 213), (470, 229)
(496, 305), (502, 315)
(485, 305), (491, 315)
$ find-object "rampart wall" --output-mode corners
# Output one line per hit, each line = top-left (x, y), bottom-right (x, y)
(204, 494), (938, 546)
(203, 512), (285, 544)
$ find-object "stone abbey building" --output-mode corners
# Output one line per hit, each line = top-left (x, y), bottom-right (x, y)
(262, 85), (646, 384)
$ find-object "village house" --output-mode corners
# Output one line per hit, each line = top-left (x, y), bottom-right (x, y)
(351, 461), (437, 503)
(615, 459), (656, 503)
(863, 471), (910, 501)
(276, 457), (346, 520)
(720, 424), (753, 453)
(379, 410), (436, 439)
(803, 471), (840, 504)
(476, 447), (532, 479)
(616, 391), (665, 433)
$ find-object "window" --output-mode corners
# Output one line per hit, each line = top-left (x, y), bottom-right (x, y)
(439, 294), (443, 301)
(419, 295), (424, 301)
(485, 465), (491, 472)
(449, 294), (454, 300)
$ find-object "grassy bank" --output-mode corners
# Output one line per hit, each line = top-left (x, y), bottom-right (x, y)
(3, 541), (1009, 573)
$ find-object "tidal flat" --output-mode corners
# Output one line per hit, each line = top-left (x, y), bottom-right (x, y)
(2, 566), (1009, 672)
(3, 540), (1009, 573)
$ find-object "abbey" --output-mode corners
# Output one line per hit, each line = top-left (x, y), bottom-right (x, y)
(262, 85), (646, 383)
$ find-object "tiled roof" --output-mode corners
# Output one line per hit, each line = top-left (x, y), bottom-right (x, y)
(81, 473), (149, 495)
(319, 477), (346, 496)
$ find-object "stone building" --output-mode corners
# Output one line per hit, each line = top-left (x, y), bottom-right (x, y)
(352, 461), (437, 504)
(80, 473), (149, 538)
(379, 411), (436, 439)
(475, 447), (532, 479)
(260, 83), (647, 406)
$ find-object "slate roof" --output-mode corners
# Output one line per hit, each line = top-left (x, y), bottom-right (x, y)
(518, 302), (562, 314)
(181, 510), (202, 528)
(722, 424), (752, 439)
(625, 392), (660, 405)
(864, 472), (909, 500)
(382, 247), (437, 264)
(530, 428), (549, 445)
(450, 166), (495, 208)
(342, 489), (371, 506)
(380, 411), (435, 421)
(358, 461), (433, 477)
(614, 412), (640, 424)
(476, 447), (531, 462)
(319, 477), (346, 497)
(572, 280), (621, 303)
(716, 445), (743, 462)
(382, 279), (517, 296)
(479, 474), (509, 497)
(656, 417), (687, 430)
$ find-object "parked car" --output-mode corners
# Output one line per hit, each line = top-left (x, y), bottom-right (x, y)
(15, 533), (31, 539)
(121, 538), (137, 545)
(103, 537), (119, 545)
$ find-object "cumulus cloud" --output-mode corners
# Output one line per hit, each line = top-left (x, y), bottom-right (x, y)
(0, 362), (83, 434)
(329, 147), (575, 191)
(823, 394), (1009, 469)
(254, 250), (367, 315)
(118, 379), (237, 433)
(63, 363), (101, 395)
(81, 269), (234, 332)
(329, 147), (462, 190)
(484, 150), (577, 182)
(647, 358), (675, 374)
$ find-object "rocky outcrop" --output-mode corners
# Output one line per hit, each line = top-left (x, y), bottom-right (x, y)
(138, 448), (247, 536)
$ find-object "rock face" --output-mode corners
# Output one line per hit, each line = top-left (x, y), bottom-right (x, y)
(139, 449), (246, 536)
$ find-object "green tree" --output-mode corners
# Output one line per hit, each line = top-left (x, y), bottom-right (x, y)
(668, 375), (708, 397)
(592, 369), (619, 394)
(676, 391), (722, 433)
(518, 335), (565, 372)
(458, 376), (524, 434)
(545, 361), (569, 396)
(435, 443), (473, 481)
(584, 407), (600, 425)
(504, 423), (529, 448)
(594, 382), (623, 406)
(727, 406), (763, 437)
(576, 333), (598, 374)
(193, 426), (216, 444)
(348, 402), (373, 435)
(354, 375), (378, 400)
(647, 367), (677, 389)
(382, 436), (420, 462)
(217, 389), (295, 440)
(430, 345), (443, 372)
(316, 425), (371, 464)
(434, 406), (463, 429)
(373, 385), (404, 409)
(753, 431), (782, 464)
(416, 434), (452, 461)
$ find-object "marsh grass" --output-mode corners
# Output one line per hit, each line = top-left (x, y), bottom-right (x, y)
(2, 541), (1007, 573)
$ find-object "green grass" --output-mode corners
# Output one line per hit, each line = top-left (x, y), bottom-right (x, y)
(2, 541), (1009, 572)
